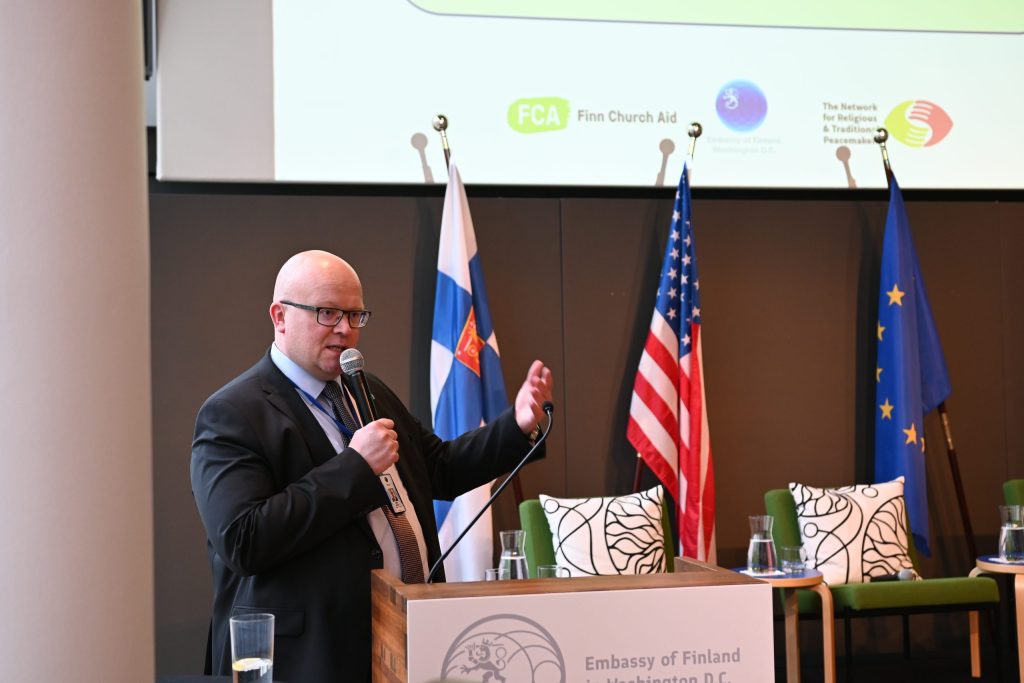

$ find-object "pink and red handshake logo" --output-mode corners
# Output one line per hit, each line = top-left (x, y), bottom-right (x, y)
(884, 100), (953, 147)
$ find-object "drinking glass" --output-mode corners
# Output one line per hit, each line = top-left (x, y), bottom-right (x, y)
(483, 567), (510, 581)
(498, 529), (529, 579)
(781, 545), (807, 574)
(537, 564), (570, 578)
(999, 505), (1024, 562)
(746, 515), (778, 574)
(229, 613), (274, 683)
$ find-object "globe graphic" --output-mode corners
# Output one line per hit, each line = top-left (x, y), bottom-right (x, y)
(440, 614), (566, 683)
(716, 80), (768, 132)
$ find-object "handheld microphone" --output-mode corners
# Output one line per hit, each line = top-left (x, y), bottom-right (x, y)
(340, 348), (378, 423)
(426, 401), (555, 584)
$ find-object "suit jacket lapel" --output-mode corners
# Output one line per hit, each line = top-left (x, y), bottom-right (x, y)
(256, 352), (377, 542)
(256, 353), (338, 468)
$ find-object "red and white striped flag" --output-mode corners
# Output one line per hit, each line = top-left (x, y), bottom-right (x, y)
(627, 162), (716, 563)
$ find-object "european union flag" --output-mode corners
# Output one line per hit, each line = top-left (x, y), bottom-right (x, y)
(874, 176), (951, 557)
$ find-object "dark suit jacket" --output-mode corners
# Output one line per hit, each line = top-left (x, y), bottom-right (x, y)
(191, 351), (540, 683)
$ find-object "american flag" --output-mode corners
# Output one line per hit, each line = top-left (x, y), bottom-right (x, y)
(627, 163), (716, 562)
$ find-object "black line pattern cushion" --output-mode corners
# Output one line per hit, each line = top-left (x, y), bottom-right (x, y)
(539, 486), (666, 576)
(789, 477), (916, 585)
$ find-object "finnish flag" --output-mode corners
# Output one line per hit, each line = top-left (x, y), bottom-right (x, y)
(431, 164), (509, 582)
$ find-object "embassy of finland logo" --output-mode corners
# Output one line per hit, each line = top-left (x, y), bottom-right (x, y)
(884, 100), (953, 147)
(716, 80), (768, 132)
(440, 614), (566, 682)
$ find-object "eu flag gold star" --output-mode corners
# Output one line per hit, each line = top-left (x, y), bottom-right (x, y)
(903, 422), (918, 445)
(877, 321), (885, 341)
(887, 283), (906, 306)
(876, 367), (883, 382)
(880, 399), (894, 419)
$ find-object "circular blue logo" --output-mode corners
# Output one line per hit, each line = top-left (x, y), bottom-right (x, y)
(716, 80), (768, 132)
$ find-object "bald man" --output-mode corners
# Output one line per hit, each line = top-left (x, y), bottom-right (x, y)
(191, 250), (553, 683)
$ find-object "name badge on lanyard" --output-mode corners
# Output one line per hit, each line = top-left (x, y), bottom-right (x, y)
(379, 473), (407, 514)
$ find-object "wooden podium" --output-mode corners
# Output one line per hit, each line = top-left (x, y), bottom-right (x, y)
(371, 560), (774, 683)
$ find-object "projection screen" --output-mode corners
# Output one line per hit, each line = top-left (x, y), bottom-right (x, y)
(156, 0), (1024, 189)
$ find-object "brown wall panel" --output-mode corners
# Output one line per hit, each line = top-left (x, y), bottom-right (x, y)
(560, 197), (672, 500)
(691, 198), (886, 565)
(908, 202), (1006, 573)
(1000, 202), (1024, 478)
(152, 187), (1024, 673)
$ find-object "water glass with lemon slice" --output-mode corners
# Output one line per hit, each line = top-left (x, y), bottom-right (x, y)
(229, 613), (274, 683)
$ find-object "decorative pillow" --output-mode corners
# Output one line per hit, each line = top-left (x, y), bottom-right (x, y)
(539, 486), (666, 576)
(789, 477), (917, 585)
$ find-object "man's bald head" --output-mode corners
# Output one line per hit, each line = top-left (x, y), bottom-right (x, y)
(269, 250), (365, 380)
(273, 250), (361, 303)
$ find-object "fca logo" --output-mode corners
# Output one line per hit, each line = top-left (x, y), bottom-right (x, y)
(507, 97), (570, 133)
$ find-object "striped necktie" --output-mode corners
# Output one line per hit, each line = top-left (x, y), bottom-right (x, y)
(321, 380), (359, 435)
(320, 381), (425, 584)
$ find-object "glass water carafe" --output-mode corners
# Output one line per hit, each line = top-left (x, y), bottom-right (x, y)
(498, 529), (529, 579)
(1000, 505), (1024, 562)
(746, 515), (778, 574)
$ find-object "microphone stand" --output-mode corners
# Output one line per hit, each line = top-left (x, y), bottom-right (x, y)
(426, 403), (554, 584)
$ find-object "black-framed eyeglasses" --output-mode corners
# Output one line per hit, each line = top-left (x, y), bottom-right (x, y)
(280, 300), (372, 328)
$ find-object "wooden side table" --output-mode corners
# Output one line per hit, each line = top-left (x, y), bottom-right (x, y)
(971, 555), (1024, 680)
(740, 569), (835, 683)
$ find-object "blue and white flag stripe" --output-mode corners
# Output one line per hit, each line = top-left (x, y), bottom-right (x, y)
(431, 163), (508, 582)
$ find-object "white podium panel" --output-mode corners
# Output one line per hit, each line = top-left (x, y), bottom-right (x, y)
(405, 580), (773, 683)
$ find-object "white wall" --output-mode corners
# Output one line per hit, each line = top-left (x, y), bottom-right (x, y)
(0, 4), (154, 681)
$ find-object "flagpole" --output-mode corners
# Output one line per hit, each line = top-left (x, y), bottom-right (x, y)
(873, 128), (978, 565)
(938, 404), (978, 561)
(432, 114), (451, 168)
(634, 121), (703, 494)
(873, 127), (894, 184)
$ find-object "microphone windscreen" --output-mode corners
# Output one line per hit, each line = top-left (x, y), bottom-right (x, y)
(340, 348), (365, 375)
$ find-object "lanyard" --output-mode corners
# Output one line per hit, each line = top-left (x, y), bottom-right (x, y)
(291, 381), (357, 441)
(291, 379), (409, 513)
(293, 380), (407, 513)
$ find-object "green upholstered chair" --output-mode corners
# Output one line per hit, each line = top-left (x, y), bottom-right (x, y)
(518, 496), (675, 578)
(765, 487), (1000, 677)
(1003, 479), (1024, 505)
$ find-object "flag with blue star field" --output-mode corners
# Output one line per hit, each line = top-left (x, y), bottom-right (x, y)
(627, 162), (716, 562)
(431, 163), (509, 581)
(875, 176), (951, 557)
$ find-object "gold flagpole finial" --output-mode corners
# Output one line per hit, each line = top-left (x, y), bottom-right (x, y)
(432, 114), (451, 168)
(874, 127), (893, 182)
(687, 122), (703, 160)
